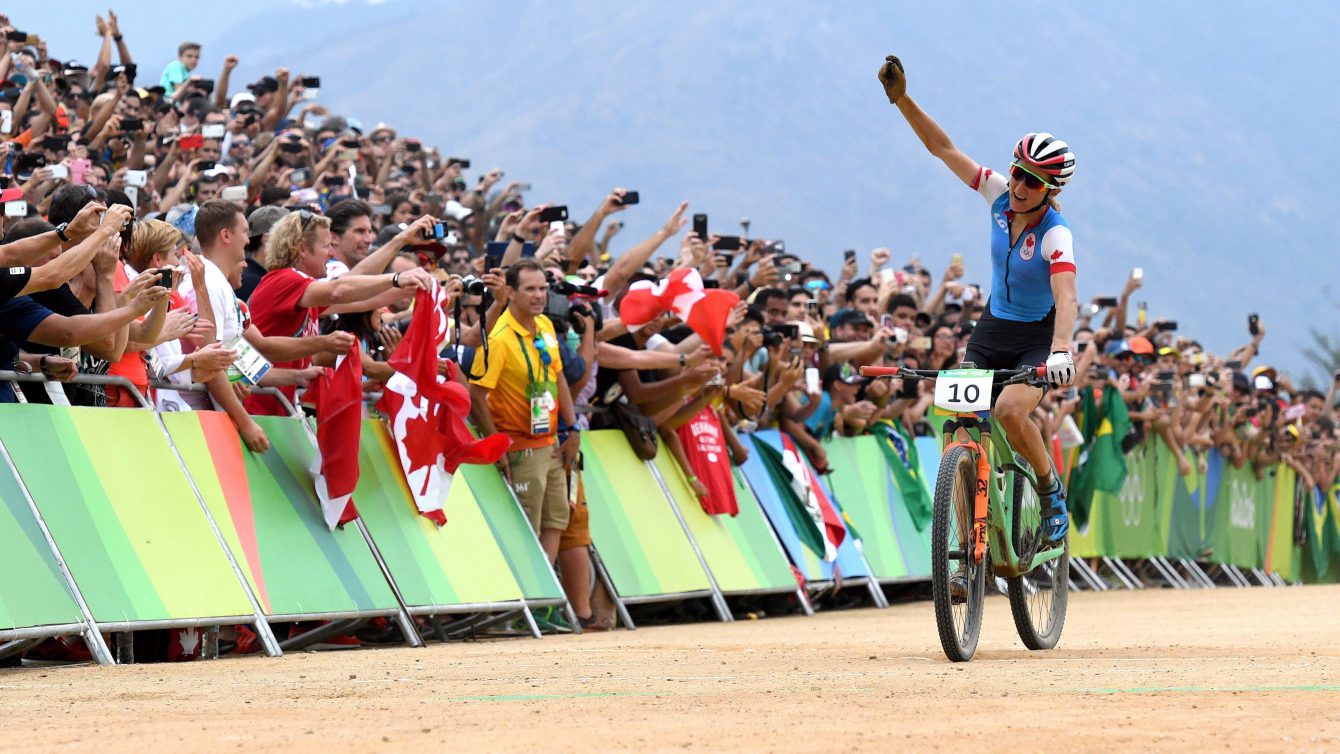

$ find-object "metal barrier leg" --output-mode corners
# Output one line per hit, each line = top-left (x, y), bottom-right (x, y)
(0, 434), (115, 666)
(1070, 558), (1108, 591)
(1111, 558), (1145, 588)
(1101, 557), (1137, 589)
(646, 460), (734, 623)
(1180, 559), (1217, 589)
(0, 638), (45, 661)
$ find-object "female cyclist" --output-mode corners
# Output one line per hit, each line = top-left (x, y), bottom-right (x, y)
(877, 55), (1078, 543)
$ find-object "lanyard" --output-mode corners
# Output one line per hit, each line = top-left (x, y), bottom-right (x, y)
(516, 331), (552, 389)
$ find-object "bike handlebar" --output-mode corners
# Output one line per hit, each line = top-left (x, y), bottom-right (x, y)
(859, 364), (1051, 386)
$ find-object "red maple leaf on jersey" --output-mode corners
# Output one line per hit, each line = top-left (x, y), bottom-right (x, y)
(1050, 250), (1063, 261)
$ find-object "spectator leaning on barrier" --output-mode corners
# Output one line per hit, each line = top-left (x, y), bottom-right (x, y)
(469, 258), (581, 562)
(245, 209), (434, 415)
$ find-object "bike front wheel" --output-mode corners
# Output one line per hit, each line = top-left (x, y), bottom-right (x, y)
(931, 444), (986, 662)
(1006, 470), (1069, 650)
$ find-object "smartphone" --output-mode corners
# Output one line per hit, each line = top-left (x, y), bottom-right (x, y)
(702, 279), (720, 289)
(1132, 267), (1144, 281)
(447, 156), (470, 168)
(4, 201), (27, 217)
(43, 134), (71, 151)
(156, 268), (174, 290)
(1094, 296), (1119, 308)
(119, 117), (145, 135)
(404, 140), (422, 153)
(323, 174), (344, 187)
(805, 299), (820, 314)
(713, 235), (741, 251)
(805, 367), (820, 395)
(0, 109), (11, 135)
(950, 253), (964, 267)
(421, 221), (445, 241)
(201, 123), (225, 139)
(1188, 373), (1207, 389)
(371, 204), (391, 216)
(1156, 321), (1178, 332)
(1248, 313), (1259, 336)
(617, 191), (639, 206)
(880, 314), (895, 330)
(692, 213), (708, 240)
(910, 336), (932, 351)
(121, 63), (138, 82)
(538, 205), (569, 223)
(5, 30), (28, 43)
(194, 78), (215, 95)
(1077, 341), (1089, 353)
(48, 164), (70, 180)
(290, 167), (311, 183)
(221, 186), (247, 202)
(300, 76), (321, 89)
(196, 160), (216, 171)
(843, 249), (856, 264)
(483, 254), (501, 270)
(179, 134), (205, 151)
(1225, 360), (1243, 370)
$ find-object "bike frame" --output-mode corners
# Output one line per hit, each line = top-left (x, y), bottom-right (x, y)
(940, 413), (1065, 578)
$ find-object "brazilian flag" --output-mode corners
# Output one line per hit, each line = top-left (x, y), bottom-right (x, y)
(872, 419), (932, 530)
(1068, 385), (1132, 529)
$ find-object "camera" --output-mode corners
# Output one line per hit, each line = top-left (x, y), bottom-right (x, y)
(762, 323), (799, 348)
(616, 191), (639, 206)
(460, 275), (486, 297)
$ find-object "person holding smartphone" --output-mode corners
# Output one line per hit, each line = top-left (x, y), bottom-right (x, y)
(879, 55), (1079, 545)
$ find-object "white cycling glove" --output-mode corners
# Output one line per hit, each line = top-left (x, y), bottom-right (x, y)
(1045, 350), (1075, 386)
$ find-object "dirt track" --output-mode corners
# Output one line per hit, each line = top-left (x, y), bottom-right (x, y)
(3, 585), (1338, 753)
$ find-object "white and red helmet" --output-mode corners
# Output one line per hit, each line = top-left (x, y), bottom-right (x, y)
(1013, 133), (1075, 188)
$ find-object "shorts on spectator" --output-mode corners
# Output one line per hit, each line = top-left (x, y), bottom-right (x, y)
(559, 472), (590, 552)
(103, 384), (144, 408)
(508, 446), (570, 533)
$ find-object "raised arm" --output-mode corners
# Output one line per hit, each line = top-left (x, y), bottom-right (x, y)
(879, 56), (982, 187)
(566, 189), (627, 275)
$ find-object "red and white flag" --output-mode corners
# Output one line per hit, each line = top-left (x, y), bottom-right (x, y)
(306, 342), (364, 530)
(619, 268), (739, 354)
(377, 285), (510, 525)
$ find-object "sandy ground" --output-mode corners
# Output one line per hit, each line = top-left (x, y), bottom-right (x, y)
(2, 585), (1338, 753)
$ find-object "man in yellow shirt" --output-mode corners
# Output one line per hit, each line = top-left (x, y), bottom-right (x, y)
(469, 258), (580, 562)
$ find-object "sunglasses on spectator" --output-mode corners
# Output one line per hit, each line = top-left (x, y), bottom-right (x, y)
(1009, 163), (1055, 191)
(372, 135), (393, 144)
(803, 279), (831, 292)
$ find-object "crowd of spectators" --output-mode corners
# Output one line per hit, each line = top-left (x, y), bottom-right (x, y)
(0, 11), (1337, 645)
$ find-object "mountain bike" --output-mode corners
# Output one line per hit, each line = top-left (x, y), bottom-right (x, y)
(861, 364), (1069, 662)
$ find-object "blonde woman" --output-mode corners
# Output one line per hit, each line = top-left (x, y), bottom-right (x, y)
(244, 210), (434, 415)
(125, 220), (237, 401)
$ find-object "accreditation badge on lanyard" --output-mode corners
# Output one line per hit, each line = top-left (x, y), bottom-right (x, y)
(519, 332), (557, 436)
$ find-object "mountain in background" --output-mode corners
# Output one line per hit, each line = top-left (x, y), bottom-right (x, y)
(28, 1), (1340, 381)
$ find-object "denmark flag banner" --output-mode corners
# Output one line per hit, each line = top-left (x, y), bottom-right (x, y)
(377, 285), (510, 525)
(619, 268), (739, 354)
(306, 342), (364, 530)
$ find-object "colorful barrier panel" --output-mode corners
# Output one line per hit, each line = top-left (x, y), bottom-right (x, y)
(0, 453), (85, 638)
(353, 420), (528, 613)
(0, 405), (254, 627)
(650, 450), (797, 596)
(163, 411), (398, 619)
(741, 431), (870, 584)
(579, 430), (714, 601)
(457, 463), (568, 605)
(822, 435), (930, 581)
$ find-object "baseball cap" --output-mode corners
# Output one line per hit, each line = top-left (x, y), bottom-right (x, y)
(1128, 336), (1155, 356)
(823, 361), (867, 388)
(230, 92), (256, 109)
(828, 307), (872, 329)
(247, 205), (290, 239)
(0, 188), (23, 203)
(1105, 339), (1132, 357)
(247, 76), (279, 95)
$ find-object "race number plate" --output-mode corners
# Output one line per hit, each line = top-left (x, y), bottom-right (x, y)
(933, 368), (993, 415)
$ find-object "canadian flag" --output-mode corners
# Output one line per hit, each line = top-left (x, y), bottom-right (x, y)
(619, 268), (739, 354)
(376, 285), (510, 525)
(306, 342), (364, 530)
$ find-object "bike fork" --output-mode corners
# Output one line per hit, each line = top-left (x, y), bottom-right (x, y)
(972, 450), (991, 563)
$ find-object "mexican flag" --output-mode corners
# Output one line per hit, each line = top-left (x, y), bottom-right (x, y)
(872, 418), (932, 530)
(755, 433), (845, 561)
(1068, 384), (1131, 529)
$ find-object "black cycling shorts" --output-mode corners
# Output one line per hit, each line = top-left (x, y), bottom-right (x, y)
(962, 304), (1054, 371)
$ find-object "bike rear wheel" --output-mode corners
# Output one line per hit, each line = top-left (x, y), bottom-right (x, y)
(931, 445), (986, 662)
(1006, 469), (1069, 650)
